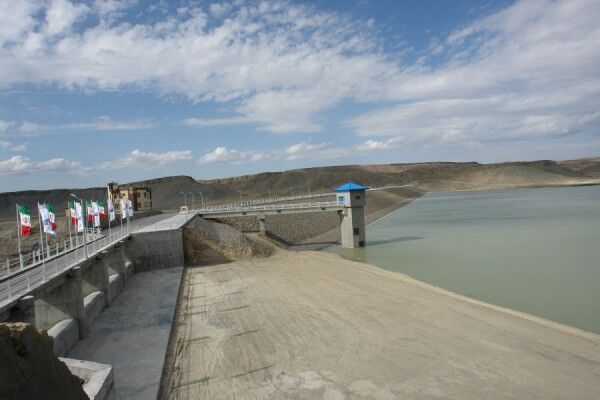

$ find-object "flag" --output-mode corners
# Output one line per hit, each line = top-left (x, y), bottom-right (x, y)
(86, 201), (94, 222)
(47, 203), (57, 230)
(38, 203), (56, 235)
(69, 201), (77, 225)
(98, 200), (106, 219)
(126, 200), (134, 217)
(92, 201), (100, 227)
(18, 204), (32, 236)
(75, 202), (84, 233)
(107, 200), (116, 222)
(120, 198), (127, 220)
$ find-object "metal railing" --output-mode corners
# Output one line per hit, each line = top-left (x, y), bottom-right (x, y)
(0, 213), (196, 309)
(194, 200), (340, 215)
(1, 229), (102, 278)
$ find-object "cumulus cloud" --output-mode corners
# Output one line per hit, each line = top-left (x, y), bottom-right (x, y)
(0, 0), (392, 134)
(200, 141), (371, 165)
(348, 0), (600, 146)
(0, 155), (85, 175)
(108, 149), (192, 168)
(0, 0), (598, 154)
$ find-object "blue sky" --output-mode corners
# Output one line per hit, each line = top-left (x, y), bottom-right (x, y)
(1, 0), (599, 191)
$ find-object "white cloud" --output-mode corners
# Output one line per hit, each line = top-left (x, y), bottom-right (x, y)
(0, 155), (84, 175)
(199, 141), (372, 165)
(183, 116), (250, 127)
(198, 147), (252, 165)
(357, 140), (392, 151)
(0, 120), (14, 132)
(17, 116), (154, 135)
(108, 149), (192, 168)
(0, 0), (597, 150)
(0, 140), (27, 152)
(44, 0), (88, 36)
(0, 1), (392, 134)
(349, 0), (600, 146)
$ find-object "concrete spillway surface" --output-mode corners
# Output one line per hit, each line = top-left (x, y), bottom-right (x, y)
(68, 266), (183, 400)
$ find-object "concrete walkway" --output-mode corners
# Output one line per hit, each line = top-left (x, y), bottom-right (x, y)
(68, 267), (183, 400)
(136, 213), (196, 233)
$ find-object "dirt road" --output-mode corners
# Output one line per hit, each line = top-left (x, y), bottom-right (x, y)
(162, 250), (600, 399)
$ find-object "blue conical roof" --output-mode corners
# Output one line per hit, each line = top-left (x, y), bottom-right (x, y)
(334, 182), (369, 192)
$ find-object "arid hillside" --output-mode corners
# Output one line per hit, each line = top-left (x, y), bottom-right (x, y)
(1, 158), (599, 218)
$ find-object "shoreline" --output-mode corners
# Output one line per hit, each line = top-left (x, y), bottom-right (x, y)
(332, 251), (600, 343)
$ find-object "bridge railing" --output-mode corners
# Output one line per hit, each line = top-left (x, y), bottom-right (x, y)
(1, 230), (103, 279)
(196, 200), (340, 214)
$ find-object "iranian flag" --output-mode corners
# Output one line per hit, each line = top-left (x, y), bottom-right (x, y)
(86, 201), (94, 222)
(69, 201), (77, 225)
(98, 200), (106, 219)
(47, 203), (57, 230)
(18, 205), (32, 236)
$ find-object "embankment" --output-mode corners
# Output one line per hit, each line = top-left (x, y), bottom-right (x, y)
(160, 249), (600, 399)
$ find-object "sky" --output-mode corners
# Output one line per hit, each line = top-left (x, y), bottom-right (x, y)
(0, 0), (599, 191)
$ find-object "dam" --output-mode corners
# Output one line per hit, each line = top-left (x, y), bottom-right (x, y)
(1, 185), (599, 399)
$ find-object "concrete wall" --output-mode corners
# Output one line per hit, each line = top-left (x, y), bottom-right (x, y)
(128, 229), (183, 272)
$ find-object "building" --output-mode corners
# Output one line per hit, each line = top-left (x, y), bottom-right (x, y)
(107, 182), (152, 212)
(334, 182), (368, 248)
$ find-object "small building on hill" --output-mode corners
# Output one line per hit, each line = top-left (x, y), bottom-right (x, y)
(107, 182), (152, 212)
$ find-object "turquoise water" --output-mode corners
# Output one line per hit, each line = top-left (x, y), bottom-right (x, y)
(332, 185), (600, 334)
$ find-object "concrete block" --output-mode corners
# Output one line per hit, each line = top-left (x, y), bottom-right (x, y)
(84, 292), (106, 328)
(107, 274), (123, 303)
(60, 357), (115, 400)
(48, 318), (79, 357)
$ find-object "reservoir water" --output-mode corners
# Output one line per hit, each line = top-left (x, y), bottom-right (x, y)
(332, 185), (600, 334)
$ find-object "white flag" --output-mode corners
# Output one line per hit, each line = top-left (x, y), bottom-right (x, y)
(92, 201), (100, 227)
(75, 202), (84, 233)
(107, 200), (116, 222)
(120, 198), (127, 220)
(126, 200), (134, 217)
(38, 203), (55, 235)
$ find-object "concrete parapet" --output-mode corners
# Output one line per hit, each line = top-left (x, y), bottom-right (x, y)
(47, 318), (79, 357)
(61, 357), (115, 400)
(128, 230), (183, 271)
(84, 291), (105, 329)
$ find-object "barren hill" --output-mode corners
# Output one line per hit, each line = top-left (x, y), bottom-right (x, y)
(1, 158), (599, 218)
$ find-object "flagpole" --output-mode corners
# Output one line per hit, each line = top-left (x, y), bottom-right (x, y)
(15, 204), (23, 269)
(43, 204), (50, 258)
(37, 203), (45, 261)
(107, 199), (112, 238)
(67, 202), (73, 248)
